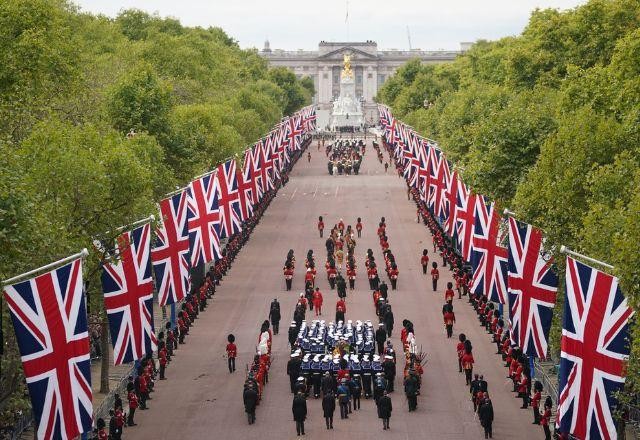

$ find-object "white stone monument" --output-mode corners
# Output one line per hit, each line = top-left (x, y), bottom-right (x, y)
(330, 53), (364, 131)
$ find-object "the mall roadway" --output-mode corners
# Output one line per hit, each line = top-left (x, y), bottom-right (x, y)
(128, 139), (542, 439)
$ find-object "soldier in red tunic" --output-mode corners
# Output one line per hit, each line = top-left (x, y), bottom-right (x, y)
(226, 334), (237, 373)
(455, 334), (467, 375)
(327, 263), (338, 289)
(430, 262), (440, 292)
(531, 381), (542, 424)
(304, 267), (314, 288)
(420, 249), (429, 274)
(318, 216), (325, 237)
(367, 263), (379, 290)
(335, 298), (346, 322)
(312, 287), (323, 316)
(356, 217), (363, 237)
(443, 304), (456, 338)
(388, 264), (399, 290)
(284, 264), (294, 291)
(541, 398), (552, 440)
(346, 262), (356, 290)
(462, 347), (474, 386)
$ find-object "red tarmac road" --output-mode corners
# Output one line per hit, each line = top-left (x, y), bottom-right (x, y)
(129, 139), (542, 439)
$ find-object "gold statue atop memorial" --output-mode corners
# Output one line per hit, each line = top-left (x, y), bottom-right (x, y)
(341, 53), (353, 79)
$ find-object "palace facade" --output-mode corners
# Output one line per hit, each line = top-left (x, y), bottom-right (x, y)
(260, 40), (470, 127)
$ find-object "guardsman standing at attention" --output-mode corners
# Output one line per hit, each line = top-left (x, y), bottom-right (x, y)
(388, 264), (399, 290)
(346, 263), (356, 290)
(445, 282), (455, 303)
(335, 297), (346, 322)
(304, 267), (315, 288)
(284, 264), (294, 291)
(430, 262), (439, 292)
(327, 263), (338, 289)
(420, 249), (429, 275)
(312, 287), (323, 317)
(531, 381), (542, 424)
(356, 217), (363, 237)
(318, 215), (325, 238)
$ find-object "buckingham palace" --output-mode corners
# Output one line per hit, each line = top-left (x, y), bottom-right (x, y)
(260, 40), (470, 128)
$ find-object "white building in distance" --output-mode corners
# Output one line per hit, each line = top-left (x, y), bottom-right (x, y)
(260, 40), (469, 128)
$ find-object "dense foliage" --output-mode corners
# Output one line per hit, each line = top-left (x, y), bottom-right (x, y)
(377, 0), (640, 403)
(0, 0), (312, 424)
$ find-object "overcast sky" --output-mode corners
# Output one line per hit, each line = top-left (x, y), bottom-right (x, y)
(73, 0), (587, 51)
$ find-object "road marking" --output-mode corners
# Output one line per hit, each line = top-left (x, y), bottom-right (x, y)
(335, 185), (339, 198)
(290, 188), (297, 199)
(312, 184), (318, 198)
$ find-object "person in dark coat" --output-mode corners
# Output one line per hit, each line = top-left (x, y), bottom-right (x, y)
(478, 395), (494, 439)
(377, 391), (392, 430)
(376, 324), (387, 355)
(288, 322), (298, 348)
(321, 371), (335, 396)
(379, 281), (388, 299)
(292, 392), (308, 436)
(336, 275), (347, 299)
(383, 306), (394, 338)
(287, 353), (302, 393)
(325, 238), (335, 254)
(269, 300), (281, 335)
(243, 385), (258, 424)
(322, 391), (336, 429)
(382, 356), (396, 392)
(404, 371), (419, 411)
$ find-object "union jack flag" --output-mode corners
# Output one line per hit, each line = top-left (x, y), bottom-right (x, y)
(244, 145), (263, 202)
(286, 115), (303, 152)
(427, 149), (447, 217)
(214, 159), (243, 238)
(3, 258), (92, 440)
(436, 157), (451, 223)
(102, 223), (157, 365)
(236, 162), (255, 220)
(187, 173), (221, 265)
(557, 257), (634, 440)
(470, 196), (508, 304)
(507, 217), (557, 358)
(443, 169), (461, 236)
(415, 141), (430, 199)
(455, 190), (475, 262)
(152, 191), (191, 307)
(259, 139), (275, 192)
(378, 105), (391, 129)
(300, 106), (316, 132)
(418, 142), (434, 203)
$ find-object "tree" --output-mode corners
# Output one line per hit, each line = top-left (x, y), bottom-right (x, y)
(106, 63), (173, 138)
(268, 67), (311, 115)
(0, 0), (80, 142)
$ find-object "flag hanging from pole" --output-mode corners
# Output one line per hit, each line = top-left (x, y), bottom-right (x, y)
(3, 257), (93, 440)
(556, 257), (633, 440)
(152, 191), (192, 307)
(102, 223), (157, 365)
(507, 217), (557, 358)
